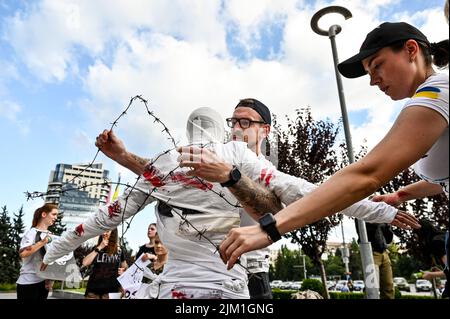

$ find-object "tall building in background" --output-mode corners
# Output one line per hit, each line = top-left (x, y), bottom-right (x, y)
(45, 163), (111, 231)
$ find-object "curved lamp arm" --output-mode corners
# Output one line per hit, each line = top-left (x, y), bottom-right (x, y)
(310, 6), (352, 37)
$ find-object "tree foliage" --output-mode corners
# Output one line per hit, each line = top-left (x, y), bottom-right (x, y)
(273, 108), (342, 264)
(273, 108), (346, 298)
(48, 210), (67, 236)
(0, 206), (25, 283)
(346, 142), (448, 268)
(378, 170), (448, 267)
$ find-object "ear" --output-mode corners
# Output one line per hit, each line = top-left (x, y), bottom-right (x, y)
(263, 124), (271, 138)
(405, 39), (420, 62)
(41, 212), (47, 219)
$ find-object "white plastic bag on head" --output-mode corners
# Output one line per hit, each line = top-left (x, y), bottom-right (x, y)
(186, 107), (225, 144)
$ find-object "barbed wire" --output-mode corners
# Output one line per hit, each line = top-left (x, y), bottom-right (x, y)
(25, 95), (253, 279)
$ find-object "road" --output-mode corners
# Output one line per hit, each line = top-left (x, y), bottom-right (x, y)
(0, 292), (58, 299)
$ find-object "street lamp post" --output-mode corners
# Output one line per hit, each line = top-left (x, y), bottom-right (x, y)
(300, 253), (307, 280)
(310, 6), (379, 299)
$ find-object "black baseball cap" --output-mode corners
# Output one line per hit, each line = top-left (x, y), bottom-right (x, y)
(338, 22), (430, 78)
(235, 98), (272, 125)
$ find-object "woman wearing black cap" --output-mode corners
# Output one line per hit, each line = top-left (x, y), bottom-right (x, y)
(219, 21), (449, 270)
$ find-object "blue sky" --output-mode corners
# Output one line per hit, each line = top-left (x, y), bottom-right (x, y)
(0, 0), (448, 252)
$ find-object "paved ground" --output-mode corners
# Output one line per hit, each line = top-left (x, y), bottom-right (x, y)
(0, 292), (16, 299)
(0, 292), (57, 299)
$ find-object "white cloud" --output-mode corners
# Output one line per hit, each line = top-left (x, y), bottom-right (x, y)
(0, 99), (30, 135)
(0, 99), (20, 121)
(3, 0), (227, 82)
(0, 60), (19, 95)
(71, 129), (91, 151)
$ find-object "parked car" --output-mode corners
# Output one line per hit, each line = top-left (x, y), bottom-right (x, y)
(270, 280), (283, 289)
(353, 280), (365, 292)
(415, 279), (432, 292)
(290, 281), (302, 290)
(393, 277), (410, 292)
(280, 281), (294, 290)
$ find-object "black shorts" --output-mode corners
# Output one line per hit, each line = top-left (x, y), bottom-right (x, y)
(16, 281), (49, 300)
(248, 272), (273, 299)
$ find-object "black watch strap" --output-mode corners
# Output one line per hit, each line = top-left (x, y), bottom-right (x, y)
(259, 213), (282, 242)
(220, 166), (241, 188)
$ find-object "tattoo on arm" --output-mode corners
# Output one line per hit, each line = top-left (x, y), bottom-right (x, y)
(229, 175), (282, 217)
(131, 153), (150, 167)
(125, 153), (150, 175)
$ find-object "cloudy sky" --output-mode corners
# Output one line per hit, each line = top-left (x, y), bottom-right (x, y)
(0, 0), (448, 252)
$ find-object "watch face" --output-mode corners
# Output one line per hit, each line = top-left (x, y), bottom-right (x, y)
(231, 167), (241, 181)
(260, 213), (275, 227)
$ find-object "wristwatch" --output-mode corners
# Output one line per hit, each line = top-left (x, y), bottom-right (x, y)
(220, 166), (241, 187)
(258, 213), (281, 243)
(94, 247), (101, 253)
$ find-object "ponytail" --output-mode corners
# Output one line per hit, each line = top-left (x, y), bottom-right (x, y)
(430, 39), (449, 68)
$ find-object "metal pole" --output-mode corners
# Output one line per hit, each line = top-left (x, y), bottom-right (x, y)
(328, 24), (378, 300)
(303, 255), (307, 280)
(311, 6), (379, 299)
(340, 218), (350, 274)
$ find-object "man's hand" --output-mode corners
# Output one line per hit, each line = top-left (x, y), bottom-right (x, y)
(95, 129), (127, 162)
(177, 146), (233, 183)
(141, 253), (157, 262)
(390, 210), (421, 229)
(219, 225), (272, 270)
(45, 280), (54, 291)
(372, 192), (403, 207)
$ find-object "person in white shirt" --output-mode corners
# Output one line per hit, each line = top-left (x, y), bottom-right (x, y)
(16, 203), (58, 299)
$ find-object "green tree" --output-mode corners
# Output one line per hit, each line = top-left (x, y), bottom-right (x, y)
(12, 206), (25, 248)
(11, 206), (26, 281)
(374, 167), (447, 269)
(348, 238), (363, 279)
(394, 254), (426, 280)
(48, 210), (66, 235)
(273, 245), (301, 281)
(340, 141), (447, 279)
(0, 206), (17, 283)
(274, 108), (343, 298)
(324, 253), (345, 277)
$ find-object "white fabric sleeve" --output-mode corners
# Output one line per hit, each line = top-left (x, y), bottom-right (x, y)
(236, 145), (397, 223)
(43, 178), (155, 264)
(19, 229), (36, 251)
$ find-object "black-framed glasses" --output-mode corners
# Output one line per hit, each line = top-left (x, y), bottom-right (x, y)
(226, 117), (266, 129)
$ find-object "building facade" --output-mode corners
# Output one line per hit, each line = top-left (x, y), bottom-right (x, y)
(45, 163), (111, 231)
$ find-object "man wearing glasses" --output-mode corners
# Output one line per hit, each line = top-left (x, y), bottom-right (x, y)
(225, 98), (275, 299)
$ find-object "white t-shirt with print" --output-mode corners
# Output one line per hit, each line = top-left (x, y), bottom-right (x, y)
(403, 73), (449, 195)
(16, 228), (50, 285)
